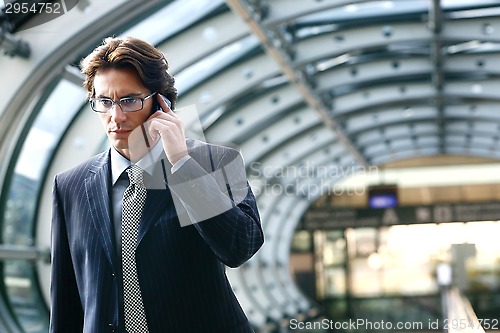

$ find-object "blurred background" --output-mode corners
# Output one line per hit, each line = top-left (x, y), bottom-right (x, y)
(1, 0), (500, 332)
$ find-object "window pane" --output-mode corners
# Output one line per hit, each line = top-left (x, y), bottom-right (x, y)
(3, 79), (85, 333)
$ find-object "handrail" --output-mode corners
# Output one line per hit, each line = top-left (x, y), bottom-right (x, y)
(0, 245), (49, 262)
(446, 287), (485, 333)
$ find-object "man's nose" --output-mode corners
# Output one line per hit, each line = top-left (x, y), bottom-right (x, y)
(109, 103), (126, 122)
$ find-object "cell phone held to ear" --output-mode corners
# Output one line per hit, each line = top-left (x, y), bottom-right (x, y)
(152, 93), (172, 114)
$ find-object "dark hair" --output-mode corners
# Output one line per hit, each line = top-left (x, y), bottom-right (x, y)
(80, 36), (177, 109)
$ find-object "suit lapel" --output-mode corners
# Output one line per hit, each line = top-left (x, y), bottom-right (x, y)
(137, 157), (175, 247)
(84, 150), (118, 270)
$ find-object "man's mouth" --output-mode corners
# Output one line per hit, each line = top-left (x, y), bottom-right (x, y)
(111, 129), (132, 134)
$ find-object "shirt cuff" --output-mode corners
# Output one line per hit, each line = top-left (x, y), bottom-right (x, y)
(171, 155), (191, 173)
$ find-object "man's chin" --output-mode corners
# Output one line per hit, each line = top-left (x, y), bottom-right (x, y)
(110, 138), (128, 150)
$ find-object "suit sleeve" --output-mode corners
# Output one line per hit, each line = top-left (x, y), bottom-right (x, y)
(167, 147), (264, 268)
(50, 176), (84, 333)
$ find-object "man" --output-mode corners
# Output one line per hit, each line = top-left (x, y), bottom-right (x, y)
(50, 36), (264, 333)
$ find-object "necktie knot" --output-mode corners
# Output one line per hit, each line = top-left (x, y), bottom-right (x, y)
(127, 165), (145, 187)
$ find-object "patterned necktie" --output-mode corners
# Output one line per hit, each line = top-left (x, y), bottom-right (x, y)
(121, 165), (149, 332)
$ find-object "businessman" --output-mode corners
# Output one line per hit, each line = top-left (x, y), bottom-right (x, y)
(50, 36), (264, 333)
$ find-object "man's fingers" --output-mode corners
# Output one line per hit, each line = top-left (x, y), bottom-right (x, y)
(148, 117), (184, 137)
(150, 112), (183, 129)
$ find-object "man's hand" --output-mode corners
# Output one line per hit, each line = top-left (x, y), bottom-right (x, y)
(148, 94), (188, 165)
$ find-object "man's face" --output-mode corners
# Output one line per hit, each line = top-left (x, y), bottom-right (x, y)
(93, 67), (154, 159)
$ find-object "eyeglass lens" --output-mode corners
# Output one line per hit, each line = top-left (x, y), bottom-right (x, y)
(92, 97), (143, 112)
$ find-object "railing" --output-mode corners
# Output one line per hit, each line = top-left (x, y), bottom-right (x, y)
(0, 245), (49, 262)
(445, 287), (485, 333)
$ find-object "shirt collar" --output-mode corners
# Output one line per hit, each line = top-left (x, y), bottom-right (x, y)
(110, 140), (164, 185)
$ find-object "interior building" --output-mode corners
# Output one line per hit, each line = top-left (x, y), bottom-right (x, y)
(1, 0), (500, 332)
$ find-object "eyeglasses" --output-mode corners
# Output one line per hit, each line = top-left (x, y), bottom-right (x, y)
(89, 92), (156, 113)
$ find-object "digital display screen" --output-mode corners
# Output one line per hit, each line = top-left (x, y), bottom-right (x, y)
(368, 185), (398, 208)
(368, 193), (398, 208)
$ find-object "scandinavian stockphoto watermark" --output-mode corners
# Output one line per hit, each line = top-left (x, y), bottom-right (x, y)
(122, 101), (378, 225)
(290, 318), (425, 331)
(289, 318), (499, 331)
(125, 103), (249, 227)
(248, 161), (379, 199)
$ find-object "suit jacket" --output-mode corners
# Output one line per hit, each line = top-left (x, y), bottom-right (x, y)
(50, 139), (264, 333)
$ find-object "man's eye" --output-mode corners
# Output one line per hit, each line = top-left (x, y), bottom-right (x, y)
(99, 99), (113, 106)
(121, 98), (138, 105)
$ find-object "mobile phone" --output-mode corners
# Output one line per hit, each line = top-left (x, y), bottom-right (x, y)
(152, 93), (171, 114)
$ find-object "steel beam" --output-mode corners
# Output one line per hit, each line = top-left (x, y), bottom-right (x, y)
(429, 0), (445, 154)
(225, 0), (368, 167)
(0, 245), (49, 262)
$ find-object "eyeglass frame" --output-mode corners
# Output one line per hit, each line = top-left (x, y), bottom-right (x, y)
(89, 92), (156, 113)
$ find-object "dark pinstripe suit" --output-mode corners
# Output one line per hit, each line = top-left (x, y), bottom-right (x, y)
(50, 139), (264, 333)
